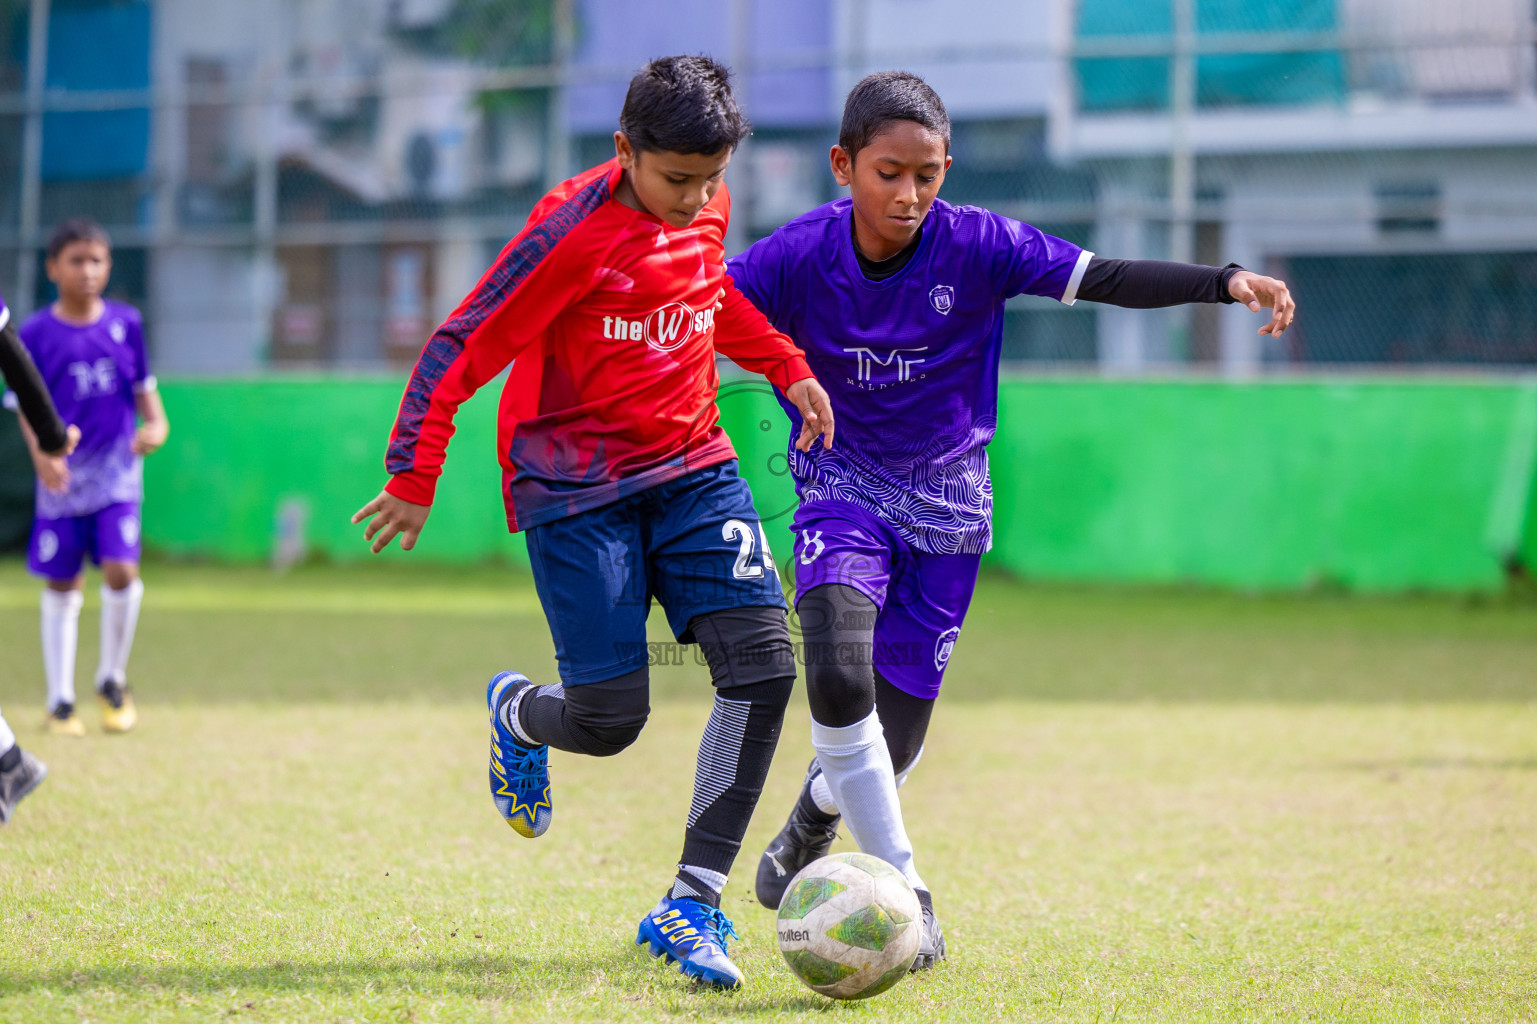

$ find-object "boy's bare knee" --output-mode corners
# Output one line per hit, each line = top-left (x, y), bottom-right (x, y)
(101, 561), (140, 591)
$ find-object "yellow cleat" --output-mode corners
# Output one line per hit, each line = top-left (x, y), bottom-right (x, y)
(98, 681), (137, 734)
(46, 703), (86, 737)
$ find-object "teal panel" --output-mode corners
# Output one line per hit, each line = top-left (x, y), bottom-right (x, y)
(1076, 0), (1346, 111)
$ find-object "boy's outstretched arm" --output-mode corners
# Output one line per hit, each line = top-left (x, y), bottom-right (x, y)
(713, 274), (835, 450)
(1076, 258), (1296, 337)
(353, 192), (598, 553)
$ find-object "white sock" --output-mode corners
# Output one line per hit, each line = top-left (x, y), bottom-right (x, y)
(40, 589), (84, 712)
(809, 772), (838, 815)
(0, 709), (15, 755)
(96, 579), (145, 688)
(809, 743), (924, 816)
(810, 711), (926, 891)
(671, 864), (728, 902)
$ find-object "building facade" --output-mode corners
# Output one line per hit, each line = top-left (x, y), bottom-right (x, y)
(0, 0), (1530, 373)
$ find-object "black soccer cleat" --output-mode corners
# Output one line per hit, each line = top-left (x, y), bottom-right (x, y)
(755, 760), (840, 909)
(0, 747), (48, 825)
(910, 888), (947, 971)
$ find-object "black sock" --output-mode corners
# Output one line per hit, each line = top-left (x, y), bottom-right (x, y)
(677, 677), (793, 878)
(0, 744), (19, 772)
(796, 773), (838, 825)
(676, 608), (796, 880)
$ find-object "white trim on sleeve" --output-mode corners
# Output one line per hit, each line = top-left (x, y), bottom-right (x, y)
(0, 304), (10, 332)
(1060, 249), (1095, 306)
(133, 375), (158, 394)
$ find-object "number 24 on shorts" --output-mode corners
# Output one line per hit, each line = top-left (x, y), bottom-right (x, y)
(723, 519), (777, 580)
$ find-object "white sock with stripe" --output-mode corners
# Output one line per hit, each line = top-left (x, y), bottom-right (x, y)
(670, 864), (728, 903)
(810, 710), (926, 890)
(40, 589), (83, 712)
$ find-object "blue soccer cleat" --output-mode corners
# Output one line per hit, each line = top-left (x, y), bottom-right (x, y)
(635, 896), (745, 989)
(486, 671), (552, 838)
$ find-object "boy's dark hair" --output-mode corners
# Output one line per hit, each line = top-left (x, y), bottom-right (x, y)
(46, 217), (111, 260)
(619, 55), (750, 156)
(839, 71), (951, 159)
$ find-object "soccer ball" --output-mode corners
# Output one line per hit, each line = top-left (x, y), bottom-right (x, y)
(776, 851), (921, 1000)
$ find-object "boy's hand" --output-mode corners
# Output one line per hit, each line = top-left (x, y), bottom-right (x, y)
(32, 448), (70, 493)
(787, 377), (835, 452)
(41, 424), (81, 458)
(131, 420), (168, 456)
(353, 489), (431, 553)
(1228, 271), (1296, 338)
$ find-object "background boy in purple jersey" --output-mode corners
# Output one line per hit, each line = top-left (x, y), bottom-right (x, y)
(0, 286), (77, 821)
(727, 72), (1296, 968)
(4, 219), (170, 736)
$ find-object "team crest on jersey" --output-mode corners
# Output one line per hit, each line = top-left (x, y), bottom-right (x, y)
(934, 626), (961, 670)
(929, 285), (955, 315)
(109, 319), (127, 344)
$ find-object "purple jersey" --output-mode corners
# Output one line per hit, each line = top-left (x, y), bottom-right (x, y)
(727, 198), (1090, 554)
(2, 300), (153, 518)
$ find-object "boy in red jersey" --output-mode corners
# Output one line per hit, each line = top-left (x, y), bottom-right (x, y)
(353, 56), (834, 989)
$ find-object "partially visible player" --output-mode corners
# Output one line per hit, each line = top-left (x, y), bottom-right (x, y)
(353, 57), (835, 989)
(0, 286), (77, 821)
(7, 219), (169, 736)
(728, 72), (1296, 968)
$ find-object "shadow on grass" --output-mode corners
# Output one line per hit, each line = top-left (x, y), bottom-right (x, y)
(0, 946), (834, 1015)
(1334, 756), (1537, 772)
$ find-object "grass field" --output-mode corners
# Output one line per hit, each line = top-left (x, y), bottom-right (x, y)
(1, 558), (1535, 1023)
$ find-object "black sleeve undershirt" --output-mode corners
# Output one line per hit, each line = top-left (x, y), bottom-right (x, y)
(1077, 257), (1243, 308)
(0, 318), (70, 454)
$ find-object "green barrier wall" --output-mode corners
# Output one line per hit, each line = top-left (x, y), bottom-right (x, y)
(985, 378), (1537, 591)
(7, 376), (1531, 592)
(144, 378), (527, 566)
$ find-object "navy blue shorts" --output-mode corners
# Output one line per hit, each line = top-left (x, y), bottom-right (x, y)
(525, 460), (786, 686)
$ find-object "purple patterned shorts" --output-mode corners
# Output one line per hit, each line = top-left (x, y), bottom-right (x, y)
(791, 499), (981, 700)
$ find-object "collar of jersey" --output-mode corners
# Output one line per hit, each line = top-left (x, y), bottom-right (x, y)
(47, 302), (112, 330)
(838, 199), (939, 290)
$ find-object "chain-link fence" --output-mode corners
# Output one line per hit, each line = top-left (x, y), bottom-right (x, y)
(0, 0), (1533, 374)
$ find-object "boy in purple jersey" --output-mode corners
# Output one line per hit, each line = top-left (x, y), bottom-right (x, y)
(727, 72), (1296, 968)
(0, 287), (77, 821)
(4, 219), (170, 736)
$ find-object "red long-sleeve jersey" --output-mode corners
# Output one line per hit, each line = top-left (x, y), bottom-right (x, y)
(385, 159), (814, 532)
